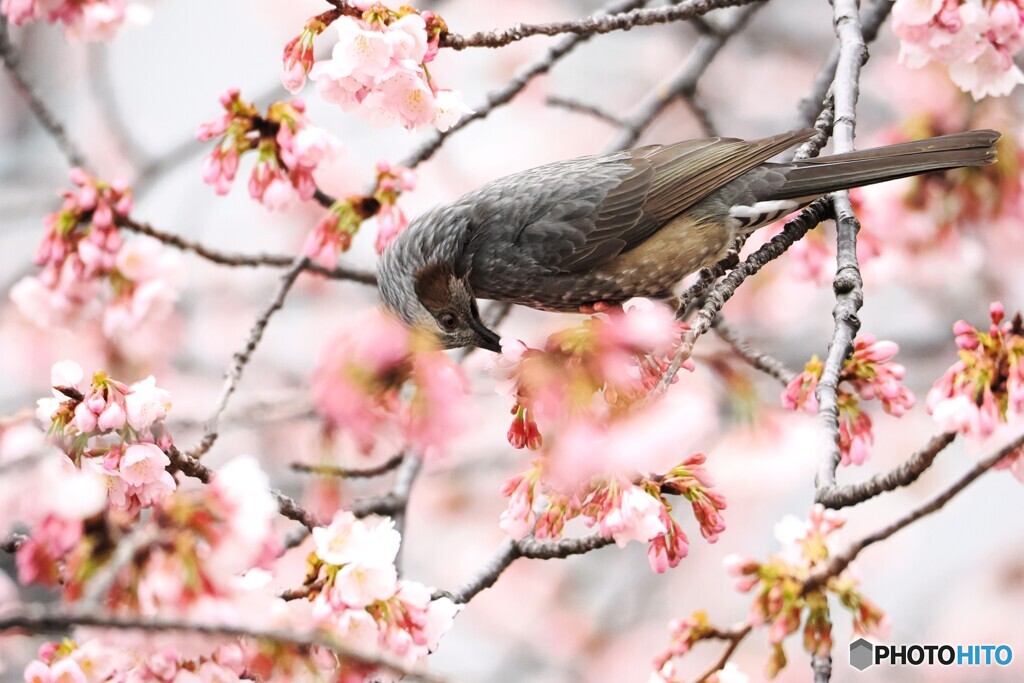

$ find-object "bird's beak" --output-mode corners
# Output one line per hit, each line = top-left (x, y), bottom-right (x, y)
(468, 315), (502, 353)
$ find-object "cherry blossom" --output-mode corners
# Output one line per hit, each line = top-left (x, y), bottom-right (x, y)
(893, 0), (1024, 99)
(197, 91), (338, 210)
(281, 10), (337, 94)
(36, 361), (177, 513)
(724, 505), (890, 678)
(308, 6), (470, 131)
(312, 309), (472, 455)
(783, 335), (915, 466)
(298, 510), (460, 674)
(1, 0), (133, 42)
(303, 162), (416, 266)
(9, 169), (181, 340)
(927, 302), (1024, 479)
(650, 612), (751, 683)
(493, 298), (690, 449)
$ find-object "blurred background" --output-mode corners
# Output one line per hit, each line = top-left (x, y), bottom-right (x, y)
(1, 0), (1023, 681)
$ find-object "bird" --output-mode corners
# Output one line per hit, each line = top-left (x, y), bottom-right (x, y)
(377, 128), (1000, 352)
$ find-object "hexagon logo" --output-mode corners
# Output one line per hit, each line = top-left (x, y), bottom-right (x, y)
(850, 638), (874, 671)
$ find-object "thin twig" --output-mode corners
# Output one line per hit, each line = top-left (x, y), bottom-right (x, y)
(439, 0), (763, 50)
(605, 3), (762, 151)
(805, 430), (1024, 593)
(399, 0), (649, 170)
(546, 95), (628, 127)
(441, 534), (614, 604)
(712, 317), (796, 385)
(657, 201), (831, 392)
(816, 432), (957, 508)
(693, 624), (753, 683)
(813, 0), (867, 494)
(189, 256), (311, 459)
(797, 0), (895, 129)
(118, 217), (377, 284)
(168, 445), (323, 530)
(812, 654), (833, 683)
(0, 604), (447, 683)
(291, 454), (406, 479)
(0, 16), (90, 169)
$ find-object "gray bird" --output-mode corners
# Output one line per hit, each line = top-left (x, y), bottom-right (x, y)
(378, 128), (1000, 352)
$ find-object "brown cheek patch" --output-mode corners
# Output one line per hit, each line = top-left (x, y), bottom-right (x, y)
(413, 263), (454, 311)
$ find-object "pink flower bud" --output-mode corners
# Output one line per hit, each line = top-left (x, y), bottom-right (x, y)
(991, 301), (1005, 325)
(73, 402), (98, 433)
(97, 401), (126, 431)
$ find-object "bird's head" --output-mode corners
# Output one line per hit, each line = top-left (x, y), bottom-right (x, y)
(377, 209), (502, 352)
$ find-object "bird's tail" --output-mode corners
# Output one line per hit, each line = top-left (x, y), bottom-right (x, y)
(771, 129), (1000, 200)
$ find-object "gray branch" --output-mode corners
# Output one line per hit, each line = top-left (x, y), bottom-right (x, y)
(813, 0), (868, 496)
(0, 16), (90, 169)
(440, 0), (763, 50)
(805, 430), (1024, 593)
(0, 604), (448, 683)
(816, 432), (958, 508)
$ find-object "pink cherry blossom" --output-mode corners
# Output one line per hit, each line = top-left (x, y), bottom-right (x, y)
(308, 11), (470, 131)
(926, 303), (1024, 460)
(198, 91), (338, 210)
(313, 310), (471, 455)
(2, 0), (129, 42)
(893, 0), (1024, 99)
(600, 484), (666, 548)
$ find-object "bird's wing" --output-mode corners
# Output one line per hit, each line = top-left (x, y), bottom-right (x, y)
(508, 129), (815, 273)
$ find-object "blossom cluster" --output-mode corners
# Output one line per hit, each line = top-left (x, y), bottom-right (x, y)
(304, 161), (416, 267)
(494, 298), (690, 450)
(301, 4), (471, 131)
(197, 90), (338, 211)
(782, 335), (916, 466)
(13, 455), (289, 682)
(24, 640), (246, 683)
(494, 300), (725, 572)
(723, 506), (890, 678)
(651, 611), (749, 683)
(312, 309), (472, 456)
(10, 169), (181, 338)
(503, 453), (726, 573)
(35, 360), (176, 515)
(893, 0), (1024, 99)
(1, 0), (130, 41)
(927, 302), (1024, 479)
(302, 510), (459, 672)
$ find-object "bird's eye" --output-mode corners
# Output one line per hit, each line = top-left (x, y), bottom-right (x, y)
(438, 311), (458, 331)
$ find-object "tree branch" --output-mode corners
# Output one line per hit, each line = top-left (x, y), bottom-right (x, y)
(439, 0), (763, 50)
(814, 0), (867, 494)
(188, 256), (311, 459)
(546, 95), (629, 127)
(657, 200), (831, 392)
(291, 454), (406, 479)
(118, 217), (377, 285)
(805, 431), (1024, 593)
(693, 624), (753, 683)
(399, 0), (649, 170)
(712, 317), (796, 385)
(0, 604), (447, 683)
(604, 3), (762, 151)
(816, 432), (958, 507)
(440, 534), (614, 605)
(0, 16), (90, 169)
